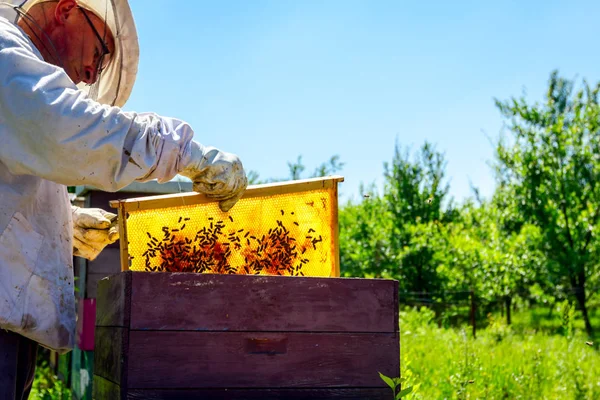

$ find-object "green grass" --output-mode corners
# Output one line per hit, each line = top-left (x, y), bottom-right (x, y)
(400, 306), (600, 399)
(509, 305), (600, 338)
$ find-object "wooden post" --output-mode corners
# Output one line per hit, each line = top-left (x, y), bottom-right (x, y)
(470, 289), (476, 339)
(117, 201), (129, 272)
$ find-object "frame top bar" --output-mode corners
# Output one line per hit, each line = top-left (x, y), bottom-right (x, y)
(109, 175), (344, 211)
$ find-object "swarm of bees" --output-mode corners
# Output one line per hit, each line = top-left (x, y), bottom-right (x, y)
(138, 212), (323, 277)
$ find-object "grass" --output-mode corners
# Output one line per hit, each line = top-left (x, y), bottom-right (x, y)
(510, 305), (600, 338)
(400, 305), (600, 399)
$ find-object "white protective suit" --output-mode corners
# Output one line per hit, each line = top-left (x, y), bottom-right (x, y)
(0, 3), (246, 353)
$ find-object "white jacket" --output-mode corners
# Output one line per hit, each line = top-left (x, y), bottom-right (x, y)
(0, 16), (195, 353)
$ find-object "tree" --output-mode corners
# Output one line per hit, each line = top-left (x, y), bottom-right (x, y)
(493, 70), (600, 335)
(339, 183), (395, 278)
(455, 202), (544, 324)
(248, 155), (344, 184)
(383, 141), (456, 293)
(384, 141), (455, 226)
(339, 142), (455, 292)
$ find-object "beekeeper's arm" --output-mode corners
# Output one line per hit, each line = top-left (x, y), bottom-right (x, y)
(0, 40), (247, 212)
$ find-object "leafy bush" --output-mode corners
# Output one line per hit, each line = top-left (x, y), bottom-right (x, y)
(30, 359), (71, 400)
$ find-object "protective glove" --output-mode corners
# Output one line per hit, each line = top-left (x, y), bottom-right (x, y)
(72, 206), (119, 261)
(179, 141), (248, 212)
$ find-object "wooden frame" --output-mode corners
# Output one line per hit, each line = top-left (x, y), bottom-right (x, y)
(332, 180), (341, 277)
(110, 176), (344, 275)
(109, 176), (344, 212)
(117, 201), (129, 272)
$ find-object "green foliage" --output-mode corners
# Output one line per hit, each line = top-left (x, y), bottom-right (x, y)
(440, 202), (545, 308)
(382, 142), (454, 292)
(383, 141), (454, 226)
(493, 70), (600, 335)
(561, 300), (576, 340)
(247, 170), (261, 185)
(287, 155), (306, 180)
(311, 155), (344, 178)
(339, 141), (543, 313)
(378, 371), (414, 399)
(340, 142), (457, 293)
(401, 307), (600, 399)
(339, 184), (394, 278)
(30, 359), (71, 400)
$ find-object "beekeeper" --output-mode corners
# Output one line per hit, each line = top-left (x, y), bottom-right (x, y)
(0, 0), (248, 397)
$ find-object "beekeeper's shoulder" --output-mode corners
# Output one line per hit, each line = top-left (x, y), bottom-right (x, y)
(0, 16), (40, 59)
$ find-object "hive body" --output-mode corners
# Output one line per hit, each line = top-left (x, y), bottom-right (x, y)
(93, 272), (400, 400)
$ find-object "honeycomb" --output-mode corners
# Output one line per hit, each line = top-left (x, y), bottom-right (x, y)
(122, 187), (338, 277)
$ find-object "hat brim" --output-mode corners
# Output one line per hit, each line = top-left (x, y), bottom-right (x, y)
(23, 0), (139, 108)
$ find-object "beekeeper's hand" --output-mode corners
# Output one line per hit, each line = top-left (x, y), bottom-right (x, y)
(72, 206), (119, 261)
(179, 141), (248, 212)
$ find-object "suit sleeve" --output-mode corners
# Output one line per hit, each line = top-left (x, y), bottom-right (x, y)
(0, 30), (194, 191)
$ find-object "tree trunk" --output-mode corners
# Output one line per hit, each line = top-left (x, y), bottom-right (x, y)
(505, 296), (512, 325)
(574, 282), (593, 337)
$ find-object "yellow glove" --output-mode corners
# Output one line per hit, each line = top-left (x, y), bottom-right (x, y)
(72, 206), (119, 260)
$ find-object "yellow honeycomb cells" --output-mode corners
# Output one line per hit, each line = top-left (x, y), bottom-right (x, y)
(125, 188), (336, 277)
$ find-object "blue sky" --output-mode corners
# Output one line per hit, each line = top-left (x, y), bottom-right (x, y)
(123, 0), (600, 204)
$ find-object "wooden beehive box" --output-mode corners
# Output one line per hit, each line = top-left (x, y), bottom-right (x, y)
(93, 272), (400, 399)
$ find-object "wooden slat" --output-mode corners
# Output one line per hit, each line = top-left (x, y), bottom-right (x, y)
(126, 331), (399, 389)
(394, 281), (399, 333)
(332, 182), (341, 277)
(93, 375), (122, 400)
(87, 248), (122, 274)
(87, 272), (111, 300)
(95, 272), (131, 327)
(94, 327), (128, 386)
(109, 176), (345, 212)
(126, 388), (390, 400)
(129, 273), (398, 333)
(118, 201), (129, 272)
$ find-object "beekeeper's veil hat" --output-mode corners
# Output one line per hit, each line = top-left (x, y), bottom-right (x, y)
(18, 0), (139, 108)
